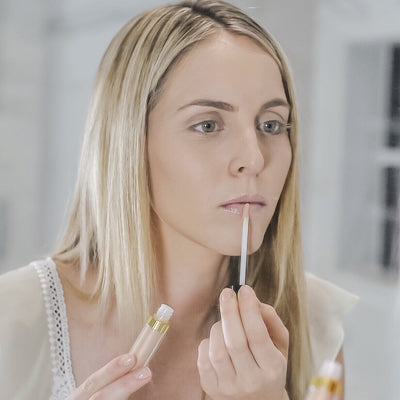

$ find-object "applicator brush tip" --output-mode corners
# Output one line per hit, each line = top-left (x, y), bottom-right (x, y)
(243, 203), (249, 219)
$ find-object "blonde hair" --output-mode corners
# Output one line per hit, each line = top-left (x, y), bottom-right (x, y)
(53, 1), (313, 398)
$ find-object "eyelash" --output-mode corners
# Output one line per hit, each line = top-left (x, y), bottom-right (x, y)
(191, 120), (223, 134)
(257, 120), (291, 136)
(191, 119), (291, 136)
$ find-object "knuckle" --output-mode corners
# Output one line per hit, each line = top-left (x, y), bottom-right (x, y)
(199, 375), (217, 397)
(197, 357), (209, 371)
(282, 326), (289, 342)
(209, 349), (227, 365)
(278, 355), (288, 374)
(89, 392), (104, 400)
(197, 341), (210, 370)
(268, 368), (280, 383)
(220, 383), (237, 396)
(105, 360), (118, 374)
(247, 328), (266, 344)
(244, 369), (271, 394)
(198, 338), (209, 352)
(268, 358), (287, 383)
(226, 339), (248, 355)
(82, 376), (95, 393)
(242, 377), (261, 395)
(204, 386), (218, 399)
(119, 376), (134, 392)
(265, 303), (277, 317)
(210, 321), (222, 336)
(276, 347), (288, 365)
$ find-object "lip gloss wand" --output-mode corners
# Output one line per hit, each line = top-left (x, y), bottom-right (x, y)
(239, 203), (250, 287)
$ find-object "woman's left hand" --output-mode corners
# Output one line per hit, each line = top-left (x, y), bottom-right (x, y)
(197, 285), (289, 400)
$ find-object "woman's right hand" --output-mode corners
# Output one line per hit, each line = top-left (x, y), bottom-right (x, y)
(66, 353), (152, 399)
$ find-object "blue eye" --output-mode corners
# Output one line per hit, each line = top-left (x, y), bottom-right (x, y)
(259, 120), (289, 135)
(192, 120), (219, 134)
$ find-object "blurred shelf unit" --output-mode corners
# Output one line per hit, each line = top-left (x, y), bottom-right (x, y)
(340, 42), (400, 275)
(380, 44), (400, 272)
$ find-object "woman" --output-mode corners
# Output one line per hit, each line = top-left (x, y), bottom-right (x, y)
(0, 1), (357, 399)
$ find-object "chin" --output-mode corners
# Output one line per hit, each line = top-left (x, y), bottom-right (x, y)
(215, 235), (264, 257)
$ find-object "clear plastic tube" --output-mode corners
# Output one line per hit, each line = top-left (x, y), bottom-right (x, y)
(129, 304), (174, 368)
(305, 360), (343, 400)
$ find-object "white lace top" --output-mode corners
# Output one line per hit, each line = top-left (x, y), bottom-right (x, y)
(0, 258), (358, 400)
(35, 259), (76, 398)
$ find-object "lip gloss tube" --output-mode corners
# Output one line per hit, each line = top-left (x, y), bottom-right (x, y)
(129, 304), (174, 367)
(305, 360), (343, 400)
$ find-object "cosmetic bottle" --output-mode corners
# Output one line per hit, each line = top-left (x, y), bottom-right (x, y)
(305, 360), (342, 400)
(129, 304), (174, 367)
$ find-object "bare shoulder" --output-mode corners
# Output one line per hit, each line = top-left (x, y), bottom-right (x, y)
(0, 261), (52, 394)
(53, 256), (98, 302)
(0, 262), (42, 311)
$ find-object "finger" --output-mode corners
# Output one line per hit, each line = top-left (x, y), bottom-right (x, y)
(239, 285), (289, 359)
(197, 338), (218, 396)
(219, 288), (256, 374)
(208, 321), (236, 386)
(89, 367), (152, 399)
(259, 302), (289, 359)
(238, 285), (278, 369)
(71, 353), (137, 399)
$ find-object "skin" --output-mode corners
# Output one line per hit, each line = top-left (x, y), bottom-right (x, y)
(60, 32), (344, 400)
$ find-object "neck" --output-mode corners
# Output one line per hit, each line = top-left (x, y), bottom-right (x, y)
(154, 219), (230, 333)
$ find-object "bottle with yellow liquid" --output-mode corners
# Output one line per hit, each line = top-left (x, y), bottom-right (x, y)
(305, 360), (342, 400)
(129, 304), (174, 367)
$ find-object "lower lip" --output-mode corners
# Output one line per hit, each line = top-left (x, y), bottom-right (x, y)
(221, 203), (265, 215)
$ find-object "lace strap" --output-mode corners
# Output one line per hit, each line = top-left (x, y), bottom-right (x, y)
(34, 258), (76, 399)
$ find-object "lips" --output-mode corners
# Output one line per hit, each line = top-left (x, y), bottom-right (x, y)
(220, 194), (266, 207)
(220, 195), (266, 215)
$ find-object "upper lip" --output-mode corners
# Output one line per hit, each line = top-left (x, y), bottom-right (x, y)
(220, 194), (267, 207)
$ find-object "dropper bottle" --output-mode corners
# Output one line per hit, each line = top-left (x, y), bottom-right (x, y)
(129, 304), (174, 367)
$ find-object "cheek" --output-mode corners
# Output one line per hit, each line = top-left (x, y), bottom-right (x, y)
(148, 130), (174, 205)
(269, 138), (293, 192)
(282, 142), (293, 182)
(148, 144), (181, 213)
(147, 133), (213, 217)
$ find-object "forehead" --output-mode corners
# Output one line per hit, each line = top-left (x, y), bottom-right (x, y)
(156, 32), (286, 109)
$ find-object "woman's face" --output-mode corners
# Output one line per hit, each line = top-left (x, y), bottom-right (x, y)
(147, 32), (292, 256)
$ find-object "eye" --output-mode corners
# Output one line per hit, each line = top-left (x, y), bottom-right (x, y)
(258, 120), (289, 135)
(192, 120), (221, 134)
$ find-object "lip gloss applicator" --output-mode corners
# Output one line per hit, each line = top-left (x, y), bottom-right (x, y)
(231, 203), (250, 292)
(239, 203), (250, 286)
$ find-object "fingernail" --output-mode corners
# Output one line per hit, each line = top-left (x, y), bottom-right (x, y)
(221, 288), (235, 302)
(132, 367), (152, 380)
(239, 285), (253, 297)
(119, 354), (135, 367)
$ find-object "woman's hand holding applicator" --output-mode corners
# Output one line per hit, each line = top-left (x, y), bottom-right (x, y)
(197, 285), (289, 400)
(197, 203), (290, 400)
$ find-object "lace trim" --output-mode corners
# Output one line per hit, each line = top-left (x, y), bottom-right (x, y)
(34, 258), (76, 399)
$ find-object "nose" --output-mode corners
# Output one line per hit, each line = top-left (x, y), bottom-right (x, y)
(228, 128), (265, 177)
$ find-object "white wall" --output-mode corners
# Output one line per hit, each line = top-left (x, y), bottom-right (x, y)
(305, 1), (400, 398)
(0, 0), (47, 269)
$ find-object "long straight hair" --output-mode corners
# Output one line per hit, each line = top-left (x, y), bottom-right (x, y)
(53, 1), (313, 398)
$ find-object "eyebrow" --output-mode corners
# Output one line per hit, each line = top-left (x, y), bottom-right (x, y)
(177, 99), (236, 112)
(259, 99), (291, 112)
(177, 98), (290, 113)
